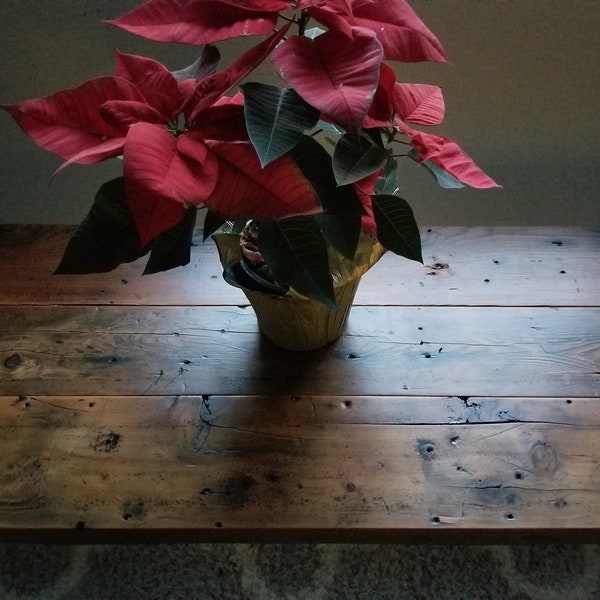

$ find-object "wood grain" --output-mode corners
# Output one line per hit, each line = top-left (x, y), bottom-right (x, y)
(1, 225), (598, 306)
(0, 395), (598, 543)
(0, 225), (598, 543)
(1, 305), (598, 397)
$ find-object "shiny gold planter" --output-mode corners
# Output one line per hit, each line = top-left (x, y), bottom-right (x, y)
(242, 275), (362, 351)
(215, 232), (385, 351)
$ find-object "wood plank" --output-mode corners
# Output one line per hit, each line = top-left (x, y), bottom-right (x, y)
(1, 306), (598, 398)
(1, 225), (598, 307)
(0, 395), (598, 543)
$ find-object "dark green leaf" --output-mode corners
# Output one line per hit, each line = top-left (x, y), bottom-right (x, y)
(289, 136), (365, 259)
(375, 156), (401, 196)
(332, 132), (390, 186)
(315, 211), (362, 262)
(202, 209), (227, 241)
(408, 147), (464, 189)
(372, 195), (423, 263)
(242, 83), (320, 167)
(143, 207), (197, 274)
(54, 177), (147, 274)
(257, 216), (336, 308)
(318, 120), (344, 135)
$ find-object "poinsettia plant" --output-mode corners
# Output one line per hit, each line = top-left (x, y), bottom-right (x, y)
(3, 0), (498, 307)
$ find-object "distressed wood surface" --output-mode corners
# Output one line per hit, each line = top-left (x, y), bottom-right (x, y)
(1, 305), (598, 398)
(1, 225), (598, 306)
(0, 225), (598, 543)
(0, 395), (598, 543)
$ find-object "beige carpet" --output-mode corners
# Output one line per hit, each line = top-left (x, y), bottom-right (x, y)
(0, 543), (598, 599)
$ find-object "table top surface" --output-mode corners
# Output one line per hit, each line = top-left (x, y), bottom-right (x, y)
(0, 225), (598, 543)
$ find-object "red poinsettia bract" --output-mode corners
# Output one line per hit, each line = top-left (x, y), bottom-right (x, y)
(386, 78), (499, 189)
(108, 0), (449, 134)
(2, 26), (322, 245)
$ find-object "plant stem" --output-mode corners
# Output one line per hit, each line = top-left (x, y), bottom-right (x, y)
(298, 10), (310, 36)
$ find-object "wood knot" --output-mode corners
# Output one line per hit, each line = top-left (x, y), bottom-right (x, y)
(3, 353), (23, 370)
(92, 432), (122, 453)
(530, 441), (558, 475)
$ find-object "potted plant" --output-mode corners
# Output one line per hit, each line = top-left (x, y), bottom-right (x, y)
(3, 0), (498, 350)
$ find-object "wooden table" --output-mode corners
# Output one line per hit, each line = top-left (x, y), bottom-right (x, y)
(0, 225), (598, 544)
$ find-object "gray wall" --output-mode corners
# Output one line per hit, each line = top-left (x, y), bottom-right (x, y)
(1, 0), (598, 226)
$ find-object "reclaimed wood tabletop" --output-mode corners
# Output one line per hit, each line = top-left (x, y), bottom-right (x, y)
(0, 225), (599, 543)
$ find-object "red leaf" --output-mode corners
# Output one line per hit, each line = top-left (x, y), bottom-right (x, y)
(408, 130), (500, 189)
(348, 0), (448, 63)
(393, 83), (445, 125)
(218, 0), (289, 9)
(354, 171), (380, 237)
(189, 103), (248, 142)
(100, 100), (164, 128)
(108, 0), (278, 45)
(124, 122), (218, 244)
(54, 137), (127, 175)
(306, 4), (354, 36)
(363, 63), (396, 127)
(2, 77), (143, 163)
(187, 24), (290, 120)
(204, 142), (321, 220)
(271, 27), (383, 131)
(114, 52), (181, 120)
(302, 0), (352, 8)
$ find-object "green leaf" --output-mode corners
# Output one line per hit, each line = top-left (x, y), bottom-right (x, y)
(372, 195), (423, 263)
(408, 147), (464, 189)
(315, 211), (362, 262)
(143, 207), (197, 274)
(54, 177), (148, 274)
(257, 216), (336, 308)
(318, 120), (344, 135)
(289, 136), (365, 259)
(332, 132), (390, 186)
(375, 156), (401, 196)
(242, 82), (320, 167)
(202, 209), (227, 241)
